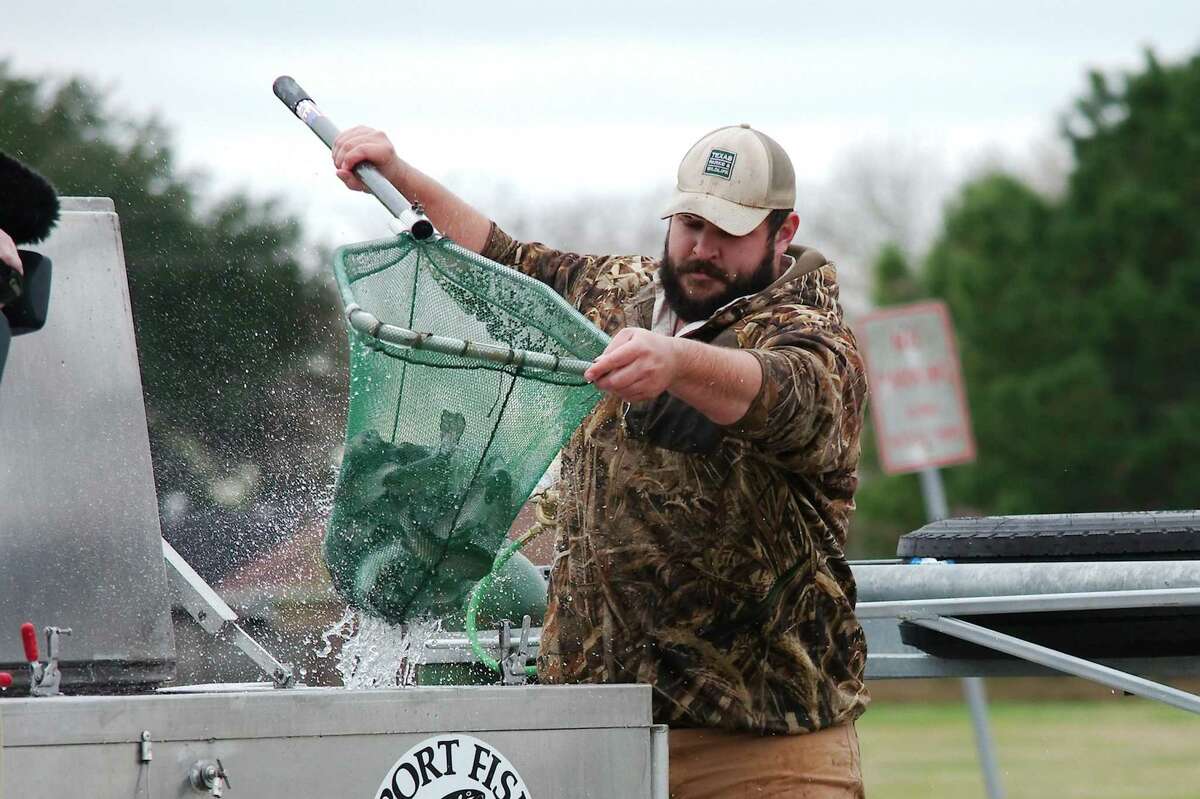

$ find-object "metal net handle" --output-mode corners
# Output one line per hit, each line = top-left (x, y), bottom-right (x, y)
(274, 76), (435, 239)
(346, 304), (593, 377)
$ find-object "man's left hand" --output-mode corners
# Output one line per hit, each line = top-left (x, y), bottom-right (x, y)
(585, 328), (679, 403)
(0, 228), (21, 274)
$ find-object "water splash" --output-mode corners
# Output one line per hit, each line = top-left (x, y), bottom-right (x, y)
(318, 607), (441, 688)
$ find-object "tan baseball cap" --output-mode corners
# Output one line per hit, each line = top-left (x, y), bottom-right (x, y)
(660, 124), (796, 236)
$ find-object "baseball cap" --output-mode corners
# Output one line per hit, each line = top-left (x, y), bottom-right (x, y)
(660, 124), (796, 237)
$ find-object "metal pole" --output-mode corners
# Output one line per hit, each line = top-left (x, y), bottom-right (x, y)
(918, 467), (950, 521)
(852, 560), (1200, 603)
(912, 616), (1200, 715)
(918, 467), (1004, 799)
(273, 76), (435, 239)
(163, 539), (296, 687)
(856, 586), (1200, 618)
(963, 675), (1005, 798)
(650, 725), (670, 799)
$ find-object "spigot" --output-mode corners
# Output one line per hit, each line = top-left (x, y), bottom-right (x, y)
(189, 758), (231, 797)
(21, 622), (72, 697)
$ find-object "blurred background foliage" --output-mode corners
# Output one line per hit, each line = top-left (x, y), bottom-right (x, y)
(0, 61), (345, 579)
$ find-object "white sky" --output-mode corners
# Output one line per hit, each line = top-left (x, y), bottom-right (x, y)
(5, 1), (1200, 251)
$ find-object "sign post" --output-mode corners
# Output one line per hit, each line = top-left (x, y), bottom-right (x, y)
(858, 300), (1004, 799)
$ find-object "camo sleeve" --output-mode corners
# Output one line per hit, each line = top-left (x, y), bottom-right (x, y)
(726, 303), (867, 473)
(481, 222), (651, 315)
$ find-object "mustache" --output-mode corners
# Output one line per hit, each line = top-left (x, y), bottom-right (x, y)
(673, 259), (729, 283)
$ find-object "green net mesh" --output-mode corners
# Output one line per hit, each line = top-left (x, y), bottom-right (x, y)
(323, 233), (608, 624)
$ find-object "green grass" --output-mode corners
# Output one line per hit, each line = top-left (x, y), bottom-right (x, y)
(858, 700), (1200, 798)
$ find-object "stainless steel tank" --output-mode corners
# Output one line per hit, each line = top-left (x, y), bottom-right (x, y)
(0, 198), (175, 691)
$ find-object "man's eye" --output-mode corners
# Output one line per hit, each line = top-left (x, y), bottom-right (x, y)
(682, 218), (703, 230)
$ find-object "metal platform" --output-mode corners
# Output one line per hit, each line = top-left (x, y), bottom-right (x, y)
(856, 559), (1200, 693)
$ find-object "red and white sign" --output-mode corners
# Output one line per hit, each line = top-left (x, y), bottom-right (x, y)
(857, 301), (976, 475)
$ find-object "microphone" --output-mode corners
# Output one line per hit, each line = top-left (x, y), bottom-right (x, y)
(0, 153), (58, 334)
(0, 152), (60, 245)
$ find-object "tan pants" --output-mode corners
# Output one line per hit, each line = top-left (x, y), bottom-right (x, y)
(668, 723), (865, 799)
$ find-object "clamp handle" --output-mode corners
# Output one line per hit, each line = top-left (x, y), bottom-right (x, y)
(20, 622), (38, 662)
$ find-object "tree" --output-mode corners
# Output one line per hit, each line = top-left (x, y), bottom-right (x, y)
(1054, 52), (1200, 510)
(0, 62), (345, 578)
(858, 50), (1200, 526)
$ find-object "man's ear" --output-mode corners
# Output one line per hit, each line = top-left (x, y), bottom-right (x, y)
(775, 212), (800, 256)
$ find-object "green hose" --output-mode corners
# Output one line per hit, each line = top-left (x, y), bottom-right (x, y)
(464, 528), (541, 677)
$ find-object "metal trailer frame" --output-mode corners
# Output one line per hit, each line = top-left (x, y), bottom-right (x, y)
(857, 579), (1200, 798)
(856, 586), (1200, 714)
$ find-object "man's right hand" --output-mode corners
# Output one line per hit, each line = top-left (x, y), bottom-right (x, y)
(327, 125), (492, 254)
(331, 126), (405, 193)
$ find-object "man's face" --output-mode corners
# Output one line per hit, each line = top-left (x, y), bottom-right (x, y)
(660, 213), (781, 322)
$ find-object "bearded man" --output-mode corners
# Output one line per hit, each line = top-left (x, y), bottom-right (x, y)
(334, 124), (870, 798)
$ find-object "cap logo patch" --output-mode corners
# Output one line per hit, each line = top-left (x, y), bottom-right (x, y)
(703, 149), (736, 180)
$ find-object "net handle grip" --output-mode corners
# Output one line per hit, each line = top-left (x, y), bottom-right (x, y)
(272, 76), (435, 240)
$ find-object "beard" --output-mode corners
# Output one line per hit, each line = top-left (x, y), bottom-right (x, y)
(659, 235), (778, 323)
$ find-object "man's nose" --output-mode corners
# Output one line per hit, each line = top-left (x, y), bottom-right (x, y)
(692, 227), (721, 262)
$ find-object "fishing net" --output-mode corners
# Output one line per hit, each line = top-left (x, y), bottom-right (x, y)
(323, 232), (608, 625)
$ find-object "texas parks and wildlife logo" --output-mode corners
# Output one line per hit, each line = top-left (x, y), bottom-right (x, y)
(374, 734), (532, 799)
(703, 148), (736, 179)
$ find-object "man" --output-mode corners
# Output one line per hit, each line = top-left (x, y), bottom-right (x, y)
(333, 124), (870, 798)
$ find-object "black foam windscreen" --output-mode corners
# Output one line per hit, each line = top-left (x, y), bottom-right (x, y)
(0, 152), (60, 245)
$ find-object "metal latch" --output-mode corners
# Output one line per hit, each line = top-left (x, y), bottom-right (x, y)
(499, 615), (533, 685)
(20, 622), (72, 697)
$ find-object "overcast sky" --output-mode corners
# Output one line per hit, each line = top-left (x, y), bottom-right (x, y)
(5, 1), (1199, 248)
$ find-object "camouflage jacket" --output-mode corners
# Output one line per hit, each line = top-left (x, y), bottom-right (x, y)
(482, 223), (870, 735)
